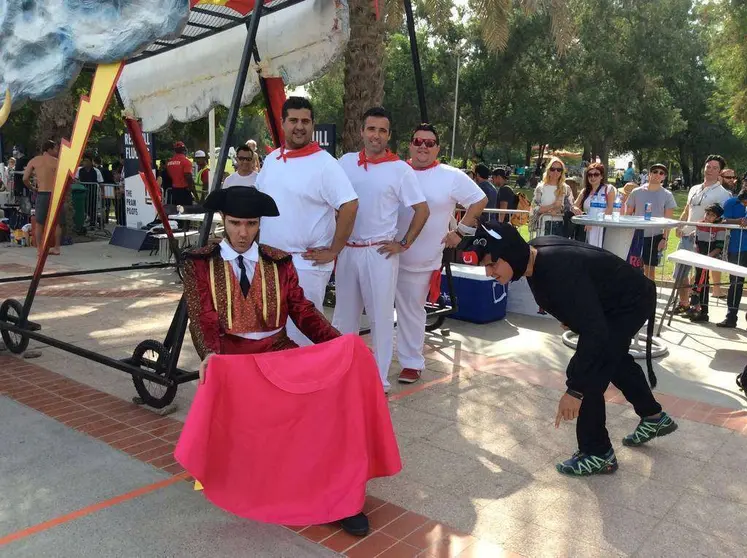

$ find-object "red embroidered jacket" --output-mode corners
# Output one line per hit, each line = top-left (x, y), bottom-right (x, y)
(182, 243), (340, 358)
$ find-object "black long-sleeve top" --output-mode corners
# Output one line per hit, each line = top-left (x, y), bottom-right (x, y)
(526, 237), (656, 392)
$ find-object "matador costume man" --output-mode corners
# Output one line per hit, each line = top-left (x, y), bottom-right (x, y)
(178, 187), (401, 536)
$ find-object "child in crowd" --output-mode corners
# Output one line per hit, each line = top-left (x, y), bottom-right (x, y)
(689, 203), (725, 322)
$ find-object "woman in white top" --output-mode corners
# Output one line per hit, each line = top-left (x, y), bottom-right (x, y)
(575, 162), (615, 247)
(532, 157), (575, 236)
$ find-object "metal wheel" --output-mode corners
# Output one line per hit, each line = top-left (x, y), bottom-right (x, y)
(737, 366), (746, 392)
(425, 296), (447, 332)
(0, 299), (30, 354)
(131, 340), (177, 409)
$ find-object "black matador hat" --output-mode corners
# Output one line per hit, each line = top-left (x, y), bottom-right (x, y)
(203, 187), (279, 218)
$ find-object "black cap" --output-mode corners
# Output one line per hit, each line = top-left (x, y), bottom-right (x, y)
(459, 223), (530, 282)
(203, 187), (279, 218)
(649, 163), (667, 174)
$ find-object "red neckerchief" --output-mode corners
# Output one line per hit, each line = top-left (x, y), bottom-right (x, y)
(276, 142), (323, 163)
(407, 160), (440, 171)
(357, 149), (400, 171)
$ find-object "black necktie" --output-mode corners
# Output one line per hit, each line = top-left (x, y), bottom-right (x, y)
(237, 255), (250, 297)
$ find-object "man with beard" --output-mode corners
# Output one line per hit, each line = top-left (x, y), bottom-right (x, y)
(460, 223), (678, 476)
(256, 97), (359, 346)
(395, 123), (487, 384)
(181, 186), (396, 536)
(334, 107), (429, 392)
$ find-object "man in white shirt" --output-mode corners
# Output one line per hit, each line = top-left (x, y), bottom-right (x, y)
(673, 155), (732, 320)
(223, 144), (258, 188)
(396, 124), (487, 384)
(256, 97), (359, 346)
(334, 107), (430, 392)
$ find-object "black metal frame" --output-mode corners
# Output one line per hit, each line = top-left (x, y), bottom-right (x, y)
(0, 0), (458, 408)
(0, 0), (273, 405)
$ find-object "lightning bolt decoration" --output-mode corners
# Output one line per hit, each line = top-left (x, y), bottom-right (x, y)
(41, 62), (125, 251)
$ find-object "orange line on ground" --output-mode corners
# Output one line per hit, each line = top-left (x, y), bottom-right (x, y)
(388, 374), (454, 402)
(0, 472), (189, 547)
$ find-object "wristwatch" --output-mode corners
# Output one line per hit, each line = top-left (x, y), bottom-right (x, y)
(565, 388), (584, 400)
(399, 238), (409, 250)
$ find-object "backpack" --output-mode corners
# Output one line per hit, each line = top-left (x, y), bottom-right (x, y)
(511, 192), (531, 227)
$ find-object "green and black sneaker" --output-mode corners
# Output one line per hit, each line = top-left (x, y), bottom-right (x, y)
(556, 448), (618, 477)
(622, 412), (678, 447)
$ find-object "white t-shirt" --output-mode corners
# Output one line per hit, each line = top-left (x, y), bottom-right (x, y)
(338, 153), (425, 244)
(256, 149), (358, 271)
(684, 182), (731, 235)
(397, 164), (486, 272)
(223, 171), (257, 188)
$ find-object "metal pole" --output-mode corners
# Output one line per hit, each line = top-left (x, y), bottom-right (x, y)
(199, 4), (264, 246)
(450, 54), (461, 161)
(403, 0), (428, 123)
(209, 109), (216, 187)
(163, 3), (266, 373)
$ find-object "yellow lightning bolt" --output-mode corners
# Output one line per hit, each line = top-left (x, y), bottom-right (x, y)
(43, 62), (124, 249)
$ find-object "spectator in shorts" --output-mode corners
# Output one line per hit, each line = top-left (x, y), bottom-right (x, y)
(689, 203), (726, 323)
(23, 140), (62, 254)
(625, 164), (677, 280)
(672, 155), (731, 315)
(718, 187), (747, 328)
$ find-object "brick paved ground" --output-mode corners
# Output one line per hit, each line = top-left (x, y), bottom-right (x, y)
(1, 240), (746, 557)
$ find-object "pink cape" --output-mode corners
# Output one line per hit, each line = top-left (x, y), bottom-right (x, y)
(174, 334), (402, 525)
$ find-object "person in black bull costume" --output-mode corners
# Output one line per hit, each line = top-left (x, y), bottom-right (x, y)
(460, 223), (678, 476)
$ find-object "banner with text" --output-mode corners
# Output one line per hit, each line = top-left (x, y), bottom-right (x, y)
(123, 130), (157, 229)
(314, 124), (336, 157)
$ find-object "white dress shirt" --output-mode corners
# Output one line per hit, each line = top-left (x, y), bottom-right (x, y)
(219, 239), (282, 340)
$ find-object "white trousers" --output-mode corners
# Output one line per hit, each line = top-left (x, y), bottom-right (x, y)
(287, 268), (333, 346)
(332, 246), (398, 388)
(395, 269), (432, 371)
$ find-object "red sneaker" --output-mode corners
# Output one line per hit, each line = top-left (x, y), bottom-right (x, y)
(398, 368), (421, 384)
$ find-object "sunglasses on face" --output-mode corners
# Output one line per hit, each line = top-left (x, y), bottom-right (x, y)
(722, 175), (737, 180)
(651, 169), (666, 175)
(587, 172), (602, 177)
(549, 167), (563, 172)
(411, 138), (438, 148)
(237, 156), (252, 162)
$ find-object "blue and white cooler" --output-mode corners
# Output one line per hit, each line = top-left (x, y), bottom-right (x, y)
(440, 264), (507, 324)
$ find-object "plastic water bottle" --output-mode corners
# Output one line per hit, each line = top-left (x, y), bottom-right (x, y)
(612, 194), (622, 222)
(644, 202), (652, 221)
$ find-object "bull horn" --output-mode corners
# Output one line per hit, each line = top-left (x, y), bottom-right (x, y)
(0, 89), (10, 128)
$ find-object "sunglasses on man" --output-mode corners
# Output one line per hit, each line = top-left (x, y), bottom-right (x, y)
(411, 138), (438, 148)
(237, 156), (253, 162)
(721, 174), (737, 180)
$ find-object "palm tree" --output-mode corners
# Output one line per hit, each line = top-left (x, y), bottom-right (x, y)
(341, 0), (572, 151)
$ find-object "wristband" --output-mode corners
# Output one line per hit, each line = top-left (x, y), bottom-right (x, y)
(457, 222), (477, 236)
(565, 388), (584, 400)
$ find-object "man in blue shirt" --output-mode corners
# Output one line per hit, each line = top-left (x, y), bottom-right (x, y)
(474, 163), (498, 222)
(718, 187), (747, 328)
(623, 162), (636, 183)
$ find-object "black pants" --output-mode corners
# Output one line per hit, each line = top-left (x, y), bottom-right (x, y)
(727, 251), (747, 321)
(574, 287), (662, 455)
(114, 196), (126, 226)
(690, 240), (712, 313)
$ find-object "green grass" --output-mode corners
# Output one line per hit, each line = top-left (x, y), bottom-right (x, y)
(513, 187), (690, 281)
